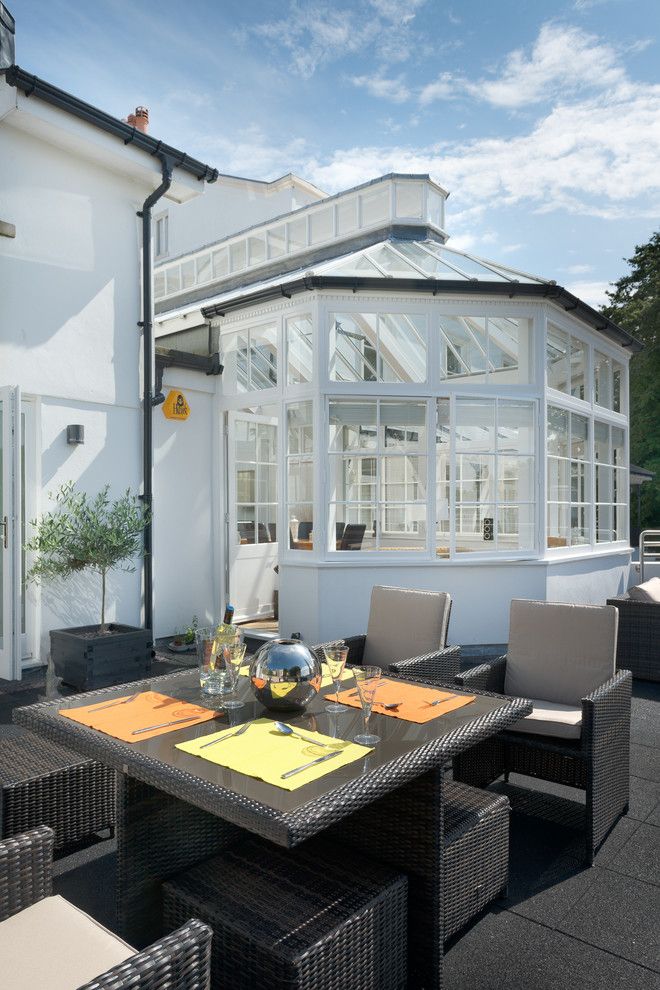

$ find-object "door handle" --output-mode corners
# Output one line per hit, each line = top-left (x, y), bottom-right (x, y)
(2, 516), (7, 549)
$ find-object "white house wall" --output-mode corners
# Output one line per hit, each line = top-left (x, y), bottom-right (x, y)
(153, 367), (221, 636)
(0, 114), (176, 661)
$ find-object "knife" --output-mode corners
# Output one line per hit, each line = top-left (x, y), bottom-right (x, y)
(131, 714), (209, 735)
(281, 750), (341, 779)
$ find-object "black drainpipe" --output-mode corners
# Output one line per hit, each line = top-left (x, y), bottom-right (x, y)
(138, 156), (174, 635)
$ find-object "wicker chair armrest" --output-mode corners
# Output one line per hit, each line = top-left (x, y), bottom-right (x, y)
(455, 655), (507, 693)
(389, 646), (460, 684)
(0, 826), (54, 921)
(582, 668), (632, 708)
(80, 918), (213, 990)
(310, 635), (366, 667)
(607, 595), (660, 617)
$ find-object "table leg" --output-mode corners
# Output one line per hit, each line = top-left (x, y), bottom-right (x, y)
(116, 773), (241, 947)
(330, 767), (445, 989)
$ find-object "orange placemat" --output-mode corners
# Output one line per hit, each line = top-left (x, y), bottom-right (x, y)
(336, 678), (475, 724)
(59, 691), (218, 742)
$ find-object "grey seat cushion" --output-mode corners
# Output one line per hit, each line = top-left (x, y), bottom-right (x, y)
(509, 699), (582, 740)
(362, 586), (451, 669)
(1, 894), (135, 990)
(628, 577), (660, 604)
(504, 599), (617, 706)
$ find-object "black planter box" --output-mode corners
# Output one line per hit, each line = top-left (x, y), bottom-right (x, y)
(50, 624), (153, 691)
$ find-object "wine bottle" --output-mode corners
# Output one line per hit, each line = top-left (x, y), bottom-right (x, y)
(223, 604), (235, 625)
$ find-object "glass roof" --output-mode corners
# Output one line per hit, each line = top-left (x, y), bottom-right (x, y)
(161, 238), (548, 321)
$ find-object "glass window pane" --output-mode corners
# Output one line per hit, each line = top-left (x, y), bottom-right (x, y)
(571, 504), (591, 545)
(488, 317), (529, 383)
(395, 181), (423, 218)
(571, 414), (589, 461)
(612, 360), (624, 413)
(571, 460), (589, 503)
(181, 260), (195, 289)
(498, 456), (534, 502)
(594, 351), (612, 408)
(257, 505), (277, 543)
(289, 506), (314, 549)
(257, 464), (277, 503)
(360, 185), (389, 226)
(257, 423), (277, 462)
(237, 505), (256, 544)
(287, 401), (313, 454)
(337, 197), (358, 235)
(333, 505), (376, 551)
(249, 324), (277, 389)
(547, 406), (569, 457)
(268, 225), (286, 259)
(547, 502), (570, 548)
(378, 313), (427, 382)
(456, 455), (495, 503)
(229, 240), (246, 272)
(212, 248), (228, 278)
(455, 399), (495, 453)
(596, 503), (613, 542)
(548, 457), (570, 502)
(381, 400), (426, 451)
(614, 467), (627, 504)
(287, 218), (307, 253)
(329, 400), (377, 452)
(440, 316), (487, 382)
(498, 504), (535, 551)
(547, 324), (569, 392)
(165, 266), (181, 294)
(288, 460), (313, 502)
(594, 421), (610, 463)
(596, 464), (613, 504)
(498, 400), (534, 454)
(196, 252), (211, 284)
(330, 313), (378, 382)
(613, 502), (627, 541)
(379, 504), (426, 551)
(612, 427), (625, 465)
(381, 456), (427, 502)
(369, 244), (417, 277)
(329, 455), (377, 502)
(455, 504), (496, 553)
(309, 207), (333, 245)
(286, 315), (313, 385)
(570, 337), (586, 400)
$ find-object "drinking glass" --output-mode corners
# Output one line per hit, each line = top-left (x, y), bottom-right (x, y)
(353, 666), (382, 745)
(222, 641), (248, 710)
(323, 642), (349, 713)
(196, 626), (229, 696)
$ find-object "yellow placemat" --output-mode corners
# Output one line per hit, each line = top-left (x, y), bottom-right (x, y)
(176, 718), (372, 791)
(336, 678), (476, 724)
(59, 692), (218, 742)
(238, 663), (353, 690)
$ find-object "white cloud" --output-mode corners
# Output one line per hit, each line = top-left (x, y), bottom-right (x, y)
(350, 73), (411, 103)
(250, 0), (427, 77)
(419, 23), (644, 109)
(564, 280), (611, 307)
(563, 263), (595, 274)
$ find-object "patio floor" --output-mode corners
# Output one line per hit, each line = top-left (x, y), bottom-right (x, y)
(1, 660), (658, 989)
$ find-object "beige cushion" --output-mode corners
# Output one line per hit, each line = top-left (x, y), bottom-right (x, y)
(628, 577), (660, 604)
(504, 599), (618, 706)
(509, 700), (582, 740)
(362, 586), (451, 668)
(1, 894), (135, 990)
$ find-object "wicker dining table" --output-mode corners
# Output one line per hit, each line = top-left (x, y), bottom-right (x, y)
(14, 667), (531, 989)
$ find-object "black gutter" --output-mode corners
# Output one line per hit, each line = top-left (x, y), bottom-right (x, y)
(5, 66), (219, 183)
(154, 348), (223, 400)
(138, 159), (175, 635)
(201, 275), (643, 353)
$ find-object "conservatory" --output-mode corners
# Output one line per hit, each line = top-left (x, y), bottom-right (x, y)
(154, 174), (640, 645)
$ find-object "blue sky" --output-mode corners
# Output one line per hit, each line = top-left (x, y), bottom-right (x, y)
(12, 0), (660, 305)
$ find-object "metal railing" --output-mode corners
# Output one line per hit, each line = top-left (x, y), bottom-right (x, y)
(640, 529), (660, 582)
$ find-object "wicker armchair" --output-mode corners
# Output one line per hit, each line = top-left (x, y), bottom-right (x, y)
(452, 600), (631, 865)
(607, 594), (660, 681)
(0, 826), (212, 990)
(311, 585), (460, 683)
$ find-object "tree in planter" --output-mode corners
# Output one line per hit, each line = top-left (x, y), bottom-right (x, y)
(25, 481), (149, 634)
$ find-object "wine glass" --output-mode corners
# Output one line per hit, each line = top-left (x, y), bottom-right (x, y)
(353, 666), (382, 745)
(323, 642), (349, 713)
(222, 642), (247, 710)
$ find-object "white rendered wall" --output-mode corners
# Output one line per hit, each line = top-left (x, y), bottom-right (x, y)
(0, 117), (161, 661)
(162, 177), (325, 261)
(153, 367), (221, 637)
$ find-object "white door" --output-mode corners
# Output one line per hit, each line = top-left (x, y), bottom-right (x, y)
(227, 411), (278, 622)
(0, 386), (22, 681)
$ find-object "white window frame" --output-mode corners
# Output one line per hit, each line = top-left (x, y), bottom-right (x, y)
(154, 211), (169, 260)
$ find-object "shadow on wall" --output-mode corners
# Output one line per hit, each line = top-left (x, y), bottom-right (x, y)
(38, 568), (125, 632)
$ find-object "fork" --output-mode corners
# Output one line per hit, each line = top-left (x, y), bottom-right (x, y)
(199, 721), (252, 749)
(90, 692), (140, 712)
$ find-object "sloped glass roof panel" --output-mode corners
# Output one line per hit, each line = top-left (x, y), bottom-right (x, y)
(327, 254), (385, 277)
(393, 241), (474, 279)
(366, 243), (421, 277)
(420, 242), (513, 281)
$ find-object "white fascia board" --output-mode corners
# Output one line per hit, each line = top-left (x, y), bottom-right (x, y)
(2, 83), (202, 203)
(155, 309), (205, 337)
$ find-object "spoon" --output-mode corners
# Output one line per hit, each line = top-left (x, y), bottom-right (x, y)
(273, 721), (336, 749)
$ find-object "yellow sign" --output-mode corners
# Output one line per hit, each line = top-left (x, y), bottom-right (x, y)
(162, 389), (190, 421)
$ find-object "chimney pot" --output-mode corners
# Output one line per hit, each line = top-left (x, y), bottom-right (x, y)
(127, 106), (149, 133)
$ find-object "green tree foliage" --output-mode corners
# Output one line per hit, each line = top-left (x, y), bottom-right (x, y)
(25, 482), (149, 632)
(601, 232), (660, 532)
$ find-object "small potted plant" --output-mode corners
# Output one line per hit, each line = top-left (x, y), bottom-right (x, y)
(25, 481), (152, 690)
(170, 615), (198, 653)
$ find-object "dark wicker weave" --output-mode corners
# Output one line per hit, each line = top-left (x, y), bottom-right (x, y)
(0, 826), (213, 990)
(0, 729), (116, 849)
(442, 781), (509, 942)
(311, 637), (461, 684)
(607, 595), (660, 681)
(163, 836), (408, 990)
(451, 656), (632, 864)
(14, 668), (531, 988)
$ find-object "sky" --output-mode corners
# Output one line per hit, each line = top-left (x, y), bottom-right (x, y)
(11, 0), (660, 306)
